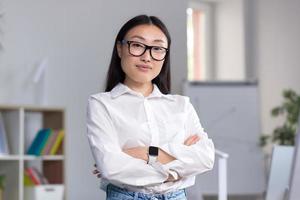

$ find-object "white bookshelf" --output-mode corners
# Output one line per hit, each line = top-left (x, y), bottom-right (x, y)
(0, 105), (66, 200)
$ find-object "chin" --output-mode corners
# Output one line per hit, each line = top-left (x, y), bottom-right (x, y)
(133, 78), (153, 84)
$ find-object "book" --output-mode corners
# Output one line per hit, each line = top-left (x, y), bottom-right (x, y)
(50, 130), (64, 155)
(0, 112), (9, 155)
(27, 128), (51, 156)
(42, 130), (59, 155)
(24, 167), (49, 185)
(36, 129), (52, 155)
(24, 171), (35, 186)
(34, 168), (49, 184)
(25, 168), (40, 185)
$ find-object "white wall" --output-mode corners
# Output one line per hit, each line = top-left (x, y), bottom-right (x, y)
(214, 0), (245, 80)
(0, 0), (187, 199)
(255, 0), (300, 135)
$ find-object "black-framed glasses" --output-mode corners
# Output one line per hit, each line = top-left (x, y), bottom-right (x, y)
(121, 39), (168, 61)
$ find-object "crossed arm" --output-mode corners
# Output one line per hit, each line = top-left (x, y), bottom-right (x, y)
(93, 134), (201, 179)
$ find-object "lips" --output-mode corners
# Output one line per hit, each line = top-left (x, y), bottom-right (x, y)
(136, 64), (152, 69)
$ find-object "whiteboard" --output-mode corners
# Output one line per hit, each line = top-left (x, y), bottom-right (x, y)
(183, 81), (265, 195)
(265, 146), (294, 200)
(287, 116), (300, 200)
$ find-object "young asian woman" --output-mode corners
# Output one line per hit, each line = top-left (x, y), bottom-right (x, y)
(86, 15), (215, 200)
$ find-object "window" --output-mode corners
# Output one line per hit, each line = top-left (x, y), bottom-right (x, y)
(187, 4), (212, 81)
(187, 8), (206, 81)
(187, 1), (248, 82)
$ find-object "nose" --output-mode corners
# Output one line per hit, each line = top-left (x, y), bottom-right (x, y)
(140, 49), (151, 62)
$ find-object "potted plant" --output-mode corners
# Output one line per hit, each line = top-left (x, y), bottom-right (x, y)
(260, 89), (300, 147)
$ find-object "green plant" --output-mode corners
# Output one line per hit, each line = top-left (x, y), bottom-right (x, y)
(260, 89), (300, 147)
(0, 175), (5, 189)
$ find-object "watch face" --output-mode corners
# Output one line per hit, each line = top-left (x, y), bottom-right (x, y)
(149, 146), (159, 156)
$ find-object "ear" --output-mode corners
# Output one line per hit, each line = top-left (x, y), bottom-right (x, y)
(116, 42), (122, 58)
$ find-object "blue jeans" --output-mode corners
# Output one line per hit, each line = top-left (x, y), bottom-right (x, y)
(106, 184), (187, 200)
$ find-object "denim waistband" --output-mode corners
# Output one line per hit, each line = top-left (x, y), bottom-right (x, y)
(106, 183), (186, 200)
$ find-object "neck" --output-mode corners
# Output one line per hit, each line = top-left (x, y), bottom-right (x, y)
(123, 79), (153, 97)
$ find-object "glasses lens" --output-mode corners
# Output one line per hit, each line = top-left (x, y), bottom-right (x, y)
(129, 42), (146, 56)
(151, 46), (167, 61)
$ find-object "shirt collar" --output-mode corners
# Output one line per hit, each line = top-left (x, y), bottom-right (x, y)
(110, 82), (175, 101)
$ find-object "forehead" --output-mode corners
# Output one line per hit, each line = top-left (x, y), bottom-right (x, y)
(125, 24), (168, 44)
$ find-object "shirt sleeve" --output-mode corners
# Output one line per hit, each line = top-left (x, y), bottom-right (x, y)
(160, 96), (215, 179)
(86, 96), (169, 187)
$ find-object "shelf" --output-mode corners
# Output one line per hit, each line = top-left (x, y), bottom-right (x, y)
(23, 155), (64, 161)
(0, 155), (64, 161)
(0, 104), (64, 112)
(0, 105), (66, 200)
(0, 155), (21, 161)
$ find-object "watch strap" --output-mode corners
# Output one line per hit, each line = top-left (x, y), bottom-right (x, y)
(148, 154), (157, 164)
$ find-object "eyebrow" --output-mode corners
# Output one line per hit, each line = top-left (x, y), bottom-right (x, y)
(129, 35), (166, 44)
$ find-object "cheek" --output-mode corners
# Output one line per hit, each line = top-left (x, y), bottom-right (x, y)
(120, 56), (135, 73)
(153, 63), (164, 75)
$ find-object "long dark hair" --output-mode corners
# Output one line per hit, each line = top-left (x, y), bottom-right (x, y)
(104, 15), (171, 94)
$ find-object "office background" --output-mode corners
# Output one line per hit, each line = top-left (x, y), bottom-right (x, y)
(0, 0), (300, 199)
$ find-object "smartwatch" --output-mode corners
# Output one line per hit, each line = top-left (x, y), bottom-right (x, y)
(148, 146), (159, 164)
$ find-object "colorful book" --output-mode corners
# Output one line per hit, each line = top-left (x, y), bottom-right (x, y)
(24, 167), (49, 185)
(24, 171), (35, 186)
(42, 130), (59, 155)
(33, 167), (49, 184)
(50, 130), (64, 155)
(27, 128), (51, 156)
(26, 168), (40, 185)
(36, 129), (52, 155)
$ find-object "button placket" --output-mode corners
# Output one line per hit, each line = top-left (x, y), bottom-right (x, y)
(144, 99), (160, 146)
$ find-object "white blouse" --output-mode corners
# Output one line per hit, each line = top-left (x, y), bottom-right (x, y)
(86, 83), (215, 194)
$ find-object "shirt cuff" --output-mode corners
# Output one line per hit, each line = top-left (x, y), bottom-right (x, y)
(149, 160), (181, 181)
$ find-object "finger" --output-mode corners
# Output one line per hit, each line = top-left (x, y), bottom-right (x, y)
(192, 135), (199, 140)
(191, 136), (200, 144)
(189, 135), (198, 141)
(191, 135), (200, 141)
(184, 135), (194, 143)
(192, 134), (199, 139)
(185, 135), (200, 146)
(184, 135), (197, 145)
(184, 138), (194, 145)
(185, 139), (193, 146)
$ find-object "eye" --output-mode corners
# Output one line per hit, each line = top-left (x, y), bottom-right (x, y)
(131, 42), (145, 48)
(152, 46), (166, 52)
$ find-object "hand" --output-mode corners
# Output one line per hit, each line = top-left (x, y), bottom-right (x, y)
(93, 164), (101, 178)
(158, 134), (200, 164)
(184, 134), (201, 146)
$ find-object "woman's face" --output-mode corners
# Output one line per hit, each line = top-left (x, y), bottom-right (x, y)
(117, 24), (168, 85)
